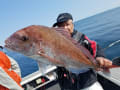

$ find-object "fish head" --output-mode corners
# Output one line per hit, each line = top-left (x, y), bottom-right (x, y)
(5, 26), (34, 55)
(5, 25), (55, 64)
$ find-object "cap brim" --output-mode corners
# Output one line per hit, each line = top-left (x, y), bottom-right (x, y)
(52, 22), (58, 27)
(53, 18), (71, 27)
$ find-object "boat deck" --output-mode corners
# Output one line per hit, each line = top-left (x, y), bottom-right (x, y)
(98, 68), (120, 86)
(21, 67), (120, 90)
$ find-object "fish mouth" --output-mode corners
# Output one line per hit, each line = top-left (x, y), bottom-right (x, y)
(4, 44), (18, 53)
(4, 43), (14, 50)
(5, 44), (30, 57)
(4, 40), (12, 49)
(5, 40), (15, 50)
(4, 40), (22, 53)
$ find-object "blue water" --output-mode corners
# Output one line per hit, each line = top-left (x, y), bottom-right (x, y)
(2, 7), (120, 78)
(74, 7), (120, 60)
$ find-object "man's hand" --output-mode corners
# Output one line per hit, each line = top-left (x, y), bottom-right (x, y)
(96, 57), (112, 71)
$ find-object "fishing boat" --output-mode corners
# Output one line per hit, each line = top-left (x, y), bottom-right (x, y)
(20, 61), (120, 90)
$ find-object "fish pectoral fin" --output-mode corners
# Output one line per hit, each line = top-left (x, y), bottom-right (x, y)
(37, 51), (65, 66)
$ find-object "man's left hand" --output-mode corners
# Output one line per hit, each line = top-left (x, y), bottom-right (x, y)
(96, 57), (112, 71)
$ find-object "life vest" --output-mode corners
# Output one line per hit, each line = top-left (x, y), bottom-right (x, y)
(71, 30), (97, 57)
(0, 51), (22, 90)
(84, 35), (96, 57)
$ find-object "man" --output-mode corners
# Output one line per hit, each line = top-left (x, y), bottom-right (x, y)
(53, 13), (112, 90)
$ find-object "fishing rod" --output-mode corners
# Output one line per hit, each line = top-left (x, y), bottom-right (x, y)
(103, 40), (120, 50)
(103, 40), (120, 66)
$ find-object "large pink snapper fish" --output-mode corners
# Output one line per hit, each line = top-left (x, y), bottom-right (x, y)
(5, 25), (99, 70)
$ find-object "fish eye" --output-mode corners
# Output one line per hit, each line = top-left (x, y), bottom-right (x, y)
(21, 36), (29, 41)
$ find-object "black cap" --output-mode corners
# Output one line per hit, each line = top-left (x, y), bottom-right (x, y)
(0, 46), (3, 49)
(0, 46), (3, 51)
(53, 13), (73, 27)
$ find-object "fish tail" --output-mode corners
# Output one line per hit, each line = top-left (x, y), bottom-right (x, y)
(108, 65), (120, 69)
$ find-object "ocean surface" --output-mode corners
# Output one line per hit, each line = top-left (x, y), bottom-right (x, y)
(2, 7), (120, 78)
(74, 7), (120, 60)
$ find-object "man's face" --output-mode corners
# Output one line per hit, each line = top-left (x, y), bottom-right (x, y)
(58, 19), (74, 34)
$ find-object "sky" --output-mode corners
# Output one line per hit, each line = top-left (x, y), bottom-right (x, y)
(0, 0), (120, 46)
